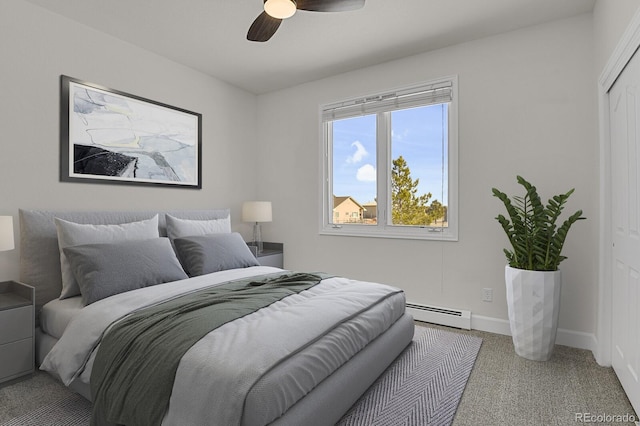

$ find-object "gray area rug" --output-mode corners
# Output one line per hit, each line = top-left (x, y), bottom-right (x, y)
(338, 328), (482, 426)
(0, 393), (91, 426)
(1, 328), (481, 426)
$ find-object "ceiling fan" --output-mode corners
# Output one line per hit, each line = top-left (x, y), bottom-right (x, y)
(247, 0), (365, 42)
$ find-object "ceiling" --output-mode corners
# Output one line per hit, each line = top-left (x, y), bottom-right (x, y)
(23, 0), (595, 94)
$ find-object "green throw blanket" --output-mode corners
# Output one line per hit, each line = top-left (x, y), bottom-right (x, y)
(90, 271), (328, 426)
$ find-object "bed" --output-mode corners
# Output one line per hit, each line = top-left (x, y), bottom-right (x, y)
(20, 209), (414, 426)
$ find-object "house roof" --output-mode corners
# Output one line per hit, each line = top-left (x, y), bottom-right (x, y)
(334, 196), (366, 210)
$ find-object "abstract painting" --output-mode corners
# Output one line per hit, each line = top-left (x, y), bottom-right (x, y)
(60, 76), (202, 188)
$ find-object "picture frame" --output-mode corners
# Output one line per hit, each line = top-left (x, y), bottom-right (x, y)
(60, 75), (202, 189)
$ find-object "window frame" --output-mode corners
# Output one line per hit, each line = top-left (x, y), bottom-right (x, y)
(319, 76), (459, 241)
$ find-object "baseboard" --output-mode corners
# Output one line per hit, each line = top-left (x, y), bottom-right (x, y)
(470, 314), (598, 353)
(412, 310), (598, 353)
(470, 314), (511, 336)
(555, 328), (598, 353)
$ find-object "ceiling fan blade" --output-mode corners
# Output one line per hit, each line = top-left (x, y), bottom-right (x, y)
(296, 0), (365, 12)
(247, 11), (282, 42)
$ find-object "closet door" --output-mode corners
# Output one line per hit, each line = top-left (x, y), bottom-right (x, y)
(610, 46), (640, 414)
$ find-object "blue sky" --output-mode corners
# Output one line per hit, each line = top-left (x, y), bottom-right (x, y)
(332, 104), (448, 206)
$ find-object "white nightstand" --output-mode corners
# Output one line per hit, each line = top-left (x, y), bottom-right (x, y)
(0, 281), (35, 385)
(247, 242), (284, 268)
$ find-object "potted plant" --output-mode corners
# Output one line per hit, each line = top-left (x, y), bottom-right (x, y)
(492, 176), (585, 361)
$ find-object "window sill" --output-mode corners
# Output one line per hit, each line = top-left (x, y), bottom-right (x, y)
(319, 225), (458, 241)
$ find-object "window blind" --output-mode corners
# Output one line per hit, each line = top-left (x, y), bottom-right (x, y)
(322, 80), (453, 122)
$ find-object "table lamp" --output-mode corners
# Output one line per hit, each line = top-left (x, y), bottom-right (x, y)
(242, 201), (272, 253)
(0, 216), (14, 252)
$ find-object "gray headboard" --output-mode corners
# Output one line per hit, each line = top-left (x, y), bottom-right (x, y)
(19, 208), (230, 325)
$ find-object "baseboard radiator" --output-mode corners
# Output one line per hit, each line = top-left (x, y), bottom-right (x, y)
(406, 302), (471, 330)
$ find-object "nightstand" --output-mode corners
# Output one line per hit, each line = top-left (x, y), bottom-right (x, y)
(0, 281), (34, 385)
(247, 242), (284, 268)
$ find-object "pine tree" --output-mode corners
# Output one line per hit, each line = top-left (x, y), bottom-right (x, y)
(391, 156), (432, 225)
(426, 200), (445, 225)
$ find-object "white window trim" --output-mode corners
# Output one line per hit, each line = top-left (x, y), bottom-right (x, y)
(319, 76), (459, 241)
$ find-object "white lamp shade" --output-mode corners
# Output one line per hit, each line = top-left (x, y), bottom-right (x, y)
(0, 216), (15, 251)
(242, 201), (273, 223)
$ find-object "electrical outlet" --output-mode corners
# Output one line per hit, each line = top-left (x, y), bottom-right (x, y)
(482, 288), (493, 302)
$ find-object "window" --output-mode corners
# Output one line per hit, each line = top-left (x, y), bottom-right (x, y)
(320, 77), (458, 240)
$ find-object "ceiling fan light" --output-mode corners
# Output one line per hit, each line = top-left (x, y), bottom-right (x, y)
(264, 0), (296, 19)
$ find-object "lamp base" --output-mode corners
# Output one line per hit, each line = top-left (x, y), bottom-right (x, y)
(253, 222), (263, 253)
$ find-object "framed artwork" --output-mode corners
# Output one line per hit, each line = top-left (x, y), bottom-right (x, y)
(60, 75), (202, 188)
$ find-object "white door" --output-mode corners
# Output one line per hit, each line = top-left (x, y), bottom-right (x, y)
(610, 47), (640, 414)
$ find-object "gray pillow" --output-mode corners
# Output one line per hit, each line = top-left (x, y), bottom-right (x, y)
(173, 232), (260, 277)
(55, 215), (160, 299)
(165, 214), (231, 240)
(63, 238), (188, 305)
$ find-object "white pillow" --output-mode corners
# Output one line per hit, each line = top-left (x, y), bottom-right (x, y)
(165, 214), (231, 240)
(55, 215), (159, 299)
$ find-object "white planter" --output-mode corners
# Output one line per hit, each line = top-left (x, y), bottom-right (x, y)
(505, 265), (562, 361)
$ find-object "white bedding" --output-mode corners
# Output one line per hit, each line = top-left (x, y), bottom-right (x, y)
(40, 266), (406, 426)
(42, 266), (283, 385)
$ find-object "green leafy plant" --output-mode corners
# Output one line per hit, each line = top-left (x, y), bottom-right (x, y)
(492, 176), (585, 271)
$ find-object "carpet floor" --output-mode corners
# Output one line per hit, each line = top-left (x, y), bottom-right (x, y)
(0, 326), (481, 426)
(429, 323), (639, 426)
(2, 323), (636, 425)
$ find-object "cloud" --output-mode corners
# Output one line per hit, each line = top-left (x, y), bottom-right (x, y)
(347, 141), (368, 164)
(392, 129), (410, 142)
(356, 164), (376, 182)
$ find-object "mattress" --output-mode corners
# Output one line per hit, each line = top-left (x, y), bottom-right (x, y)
(38, 314), (415, 426)
(40, 266), (408, 425)
(40, 296), (83, 339)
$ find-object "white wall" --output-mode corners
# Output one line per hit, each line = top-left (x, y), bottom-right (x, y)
(0, 0), (619, 344)
(0, 0), (259, 280)
(593, 0), (640, 74)
(256, 14), (598, 337)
